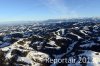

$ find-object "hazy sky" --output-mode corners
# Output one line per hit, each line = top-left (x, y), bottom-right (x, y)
(0, 0), (100, 22)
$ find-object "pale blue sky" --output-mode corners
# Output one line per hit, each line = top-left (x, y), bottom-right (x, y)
(0, 0), (100, 22)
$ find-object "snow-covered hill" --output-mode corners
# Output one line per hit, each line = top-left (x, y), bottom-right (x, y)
(0, 21), (100, 66)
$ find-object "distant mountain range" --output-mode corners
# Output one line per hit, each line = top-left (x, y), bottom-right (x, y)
(43, 17), (100, 23)
(0, 17), (100, 25)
